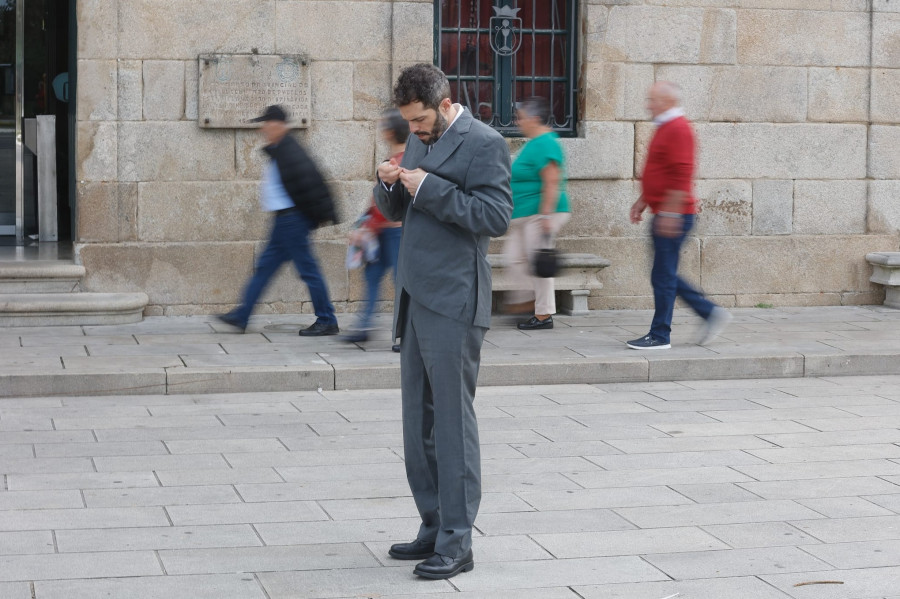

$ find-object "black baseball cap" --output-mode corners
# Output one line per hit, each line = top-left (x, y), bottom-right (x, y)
(249, 104), (289, 123)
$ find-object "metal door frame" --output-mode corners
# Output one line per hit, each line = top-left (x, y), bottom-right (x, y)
(14, 0), (25, 243)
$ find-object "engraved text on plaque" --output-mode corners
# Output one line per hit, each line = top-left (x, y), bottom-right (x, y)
(198, 54), (311, 128)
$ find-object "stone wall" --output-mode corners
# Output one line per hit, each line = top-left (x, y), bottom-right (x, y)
(73, 0), (900, 315)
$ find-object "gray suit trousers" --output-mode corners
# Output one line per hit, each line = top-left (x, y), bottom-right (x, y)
(401, 295), (485, 558)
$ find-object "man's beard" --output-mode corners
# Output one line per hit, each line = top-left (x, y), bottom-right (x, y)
(417, 112), (449, 145)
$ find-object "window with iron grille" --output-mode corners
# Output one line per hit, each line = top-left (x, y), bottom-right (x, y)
(434, 0), (578, 136)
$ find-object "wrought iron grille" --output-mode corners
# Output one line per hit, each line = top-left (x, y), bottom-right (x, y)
(434, 0), (578, 136)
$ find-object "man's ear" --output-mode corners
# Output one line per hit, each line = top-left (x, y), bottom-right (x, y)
(440, 97), (453, 113)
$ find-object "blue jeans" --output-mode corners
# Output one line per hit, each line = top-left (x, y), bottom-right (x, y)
(649, 213), (715, 343)
(233, 210), (337, 327)
(357, 227), (402, 330)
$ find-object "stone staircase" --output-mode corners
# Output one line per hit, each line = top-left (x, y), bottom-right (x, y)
(0, 260), (148, 326)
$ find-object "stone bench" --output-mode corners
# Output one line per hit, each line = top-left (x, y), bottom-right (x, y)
(488, 253), (611, 316)
(867, 252), (900, 309)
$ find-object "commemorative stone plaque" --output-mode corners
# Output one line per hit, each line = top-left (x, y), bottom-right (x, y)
(198, 54), (311, 128)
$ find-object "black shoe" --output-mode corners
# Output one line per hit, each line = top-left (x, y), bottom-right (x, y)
(388, 539), (435, 560)
(340, 330), (369, 343)
(215, 312), (246, 332)
(626, 334), (671, 350)
(299, 321), (339, 336)
(391, 344), (401, 353)
(517, 315), (553, 330)
(414, 549), (474, 580)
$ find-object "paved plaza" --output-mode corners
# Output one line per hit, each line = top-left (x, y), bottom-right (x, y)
(1, 306), (900, 597)
(2, 376), (900, 597)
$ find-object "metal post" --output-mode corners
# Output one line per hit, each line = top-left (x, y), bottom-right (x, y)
(15, 0), (25, 244)
(37, 115), (57, 241)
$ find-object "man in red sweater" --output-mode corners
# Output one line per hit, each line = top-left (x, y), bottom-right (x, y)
(627, 82), (731, 349)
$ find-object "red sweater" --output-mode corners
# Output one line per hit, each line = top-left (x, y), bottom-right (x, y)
(640, 116), (696, 215)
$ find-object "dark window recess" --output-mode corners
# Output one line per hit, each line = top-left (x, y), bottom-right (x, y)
(435, 0), (578, 136)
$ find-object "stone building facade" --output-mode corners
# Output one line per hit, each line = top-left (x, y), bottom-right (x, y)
(74, 0), (900, 316)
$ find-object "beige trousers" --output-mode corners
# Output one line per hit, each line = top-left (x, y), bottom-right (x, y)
(502, 212), (571, 315)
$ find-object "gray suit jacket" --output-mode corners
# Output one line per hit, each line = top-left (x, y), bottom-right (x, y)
(374, 109), (512, 336)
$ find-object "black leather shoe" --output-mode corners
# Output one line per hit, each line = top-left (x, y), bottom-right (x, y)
(215, 312), (246, 333)
(340, 330), (368, 343)
(517, 315), (553, 330)
(391, 344), (401, 353)
(388, 539), (435, 560)
(299, 321), (340, 336)
(414, 549), (474, 579)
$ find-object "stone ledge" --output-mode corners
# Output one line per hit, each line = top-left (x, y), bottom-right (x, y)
(866, 252), (900, 309)
(0, 261), (86, 293)
(0, 292), (149, 326)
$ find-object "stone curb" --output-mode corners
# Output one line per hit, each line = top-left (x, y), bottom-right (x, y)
(0, 349), (898, 397)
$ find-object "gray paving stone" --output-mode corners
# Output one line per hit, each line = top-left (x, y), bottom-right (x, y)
(762, 565), (900, 598)
(55, 524), (261, 552)
(319, 497), (420, 521)
(0, 506), (168, 531)
(701, 406), (858, 422)
(0, 531), (55, 555)
(510, 440), (622, 458)
(0, 550), (162, 581)
(450, 556), (668, 592)
(0, 582), (30, 599)
(747, 444), (900, 463)
(52, 415), (223, 430)
(0, 457), (93, 474)
(864, 493), (900, 513)
(516, 487), (692, 511)
(164, 438), (288, 454)
(218, 411), (346, 426)
(614, 499), (825, 528)
(476, 508), (636, 535)
(148, 402), (302, 416)
(588, 450), (768, 471)
(798, 497), (896, 518)
(254, 517), (425, 546)
(62, 355), (185, 370)
(367, 534), (552, 567)
(759, 429), (900, 448)
(34, 574), (268, 599)
(167, 366), (334, 394)
(802, 539), (900, 569)
(643, 546), (832, 579)
(235, 479), (411, 503)
(483, 471), (585, 493)
(702, 522), (821, 549)
(276, 462), (408, 483)
(790, 515), (900, 543)
(85, 343), (226, 356)
(532, 527), (729, 559)
(258, 566), (454, 599)
(573, 575), (796, 599)
(159, 543), (378, 575)
(650, 420), (820, 437)
(535, 425), (669, 442)
(166, 500), (328, 526)
(336, 587), (580, 599)
(566, 466), (754, 489)
(7, 471), (160, 491)
(0, 445), (35, 459)
(34, 440), (168, 458)
(734, 459), (900, 481)
(670, 483), (764, 504)
(605, 434), (778, 454)
(278, 432), (404, 452)
(96, 423), (318, 443)
(0, 490), (83, 510)
(93, 453), (229, 472)
(225, 447), (402, 469)
(647, 354), (804, 382)
(83, 484), (241, 507)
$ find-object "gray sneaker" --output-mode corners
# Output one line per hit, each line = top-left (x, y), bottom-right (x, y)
(626, 334), (671, 350)
(698, 307), (732, 345)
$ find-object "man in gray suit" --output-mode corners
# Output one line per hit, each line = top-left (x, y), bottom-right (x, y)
(374, 63), (512, 580)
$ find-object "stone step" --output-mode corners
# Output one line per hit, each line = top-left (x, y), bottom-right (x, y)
(0, 292), (149, 326)
(0, 260), (86, 293)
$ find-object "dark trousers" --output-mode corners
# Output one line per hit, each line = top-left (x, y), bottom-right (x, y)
(649, 213), (715, 343)
(357, 227), (402, 330)
(400, 296), (485, 558)
(233, 210), (337, 327)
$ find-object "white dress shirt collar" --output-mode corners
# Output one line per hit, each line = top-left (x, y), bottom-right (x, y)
(653, 106), (685, 127)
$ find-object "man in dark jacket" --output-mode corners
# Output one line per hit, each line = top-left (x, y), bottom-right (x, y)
(217, 104), (339, 336)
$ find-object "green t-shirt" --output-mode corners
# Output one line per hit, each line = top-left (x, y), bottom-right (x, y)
(510, 131), (570, 220)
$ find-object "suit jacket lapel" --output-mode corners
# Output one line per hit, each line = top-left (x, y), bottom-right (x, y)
(417, 109), (473, 172)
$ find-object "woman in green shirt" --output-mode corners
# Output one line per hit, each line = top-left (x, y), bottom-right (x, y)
(503, 96), (571, 330)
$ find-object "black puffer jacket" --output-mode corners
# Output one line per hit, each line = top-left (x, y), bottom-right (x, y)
(264, 135), (338, 228)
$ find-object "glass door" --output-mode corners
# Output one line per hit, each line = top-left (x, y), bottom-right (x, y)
(0, 0), (19, 238)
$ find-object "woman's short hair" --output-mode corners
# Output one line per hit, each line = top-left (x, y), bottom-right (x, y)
(517, 96), (551, 125)
(380, 108), (410, 144)
(393, 63), (451, 112)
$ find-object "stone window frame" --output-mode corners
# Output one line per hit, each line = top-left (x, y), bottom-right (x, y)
(434, 0), (579, 137)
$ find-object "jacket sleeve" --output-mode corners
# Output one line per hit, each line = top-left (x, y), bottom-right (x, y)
(411, 135), (512, 237)
(373, 177), (408, 223)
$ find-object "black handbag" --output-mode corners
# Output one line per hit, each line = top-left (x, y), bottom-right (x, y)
(532, 234), (558, 278)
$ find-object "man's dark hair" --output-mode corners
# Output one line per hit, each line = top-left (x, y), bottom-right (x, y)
(518, 96), (551, 125)
(393, 63), (451, 111)
(380, 108), (410, 144)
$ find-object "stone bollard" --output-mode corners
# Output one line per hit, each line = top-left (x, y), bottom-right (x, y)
(866, 252), (900, 309)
